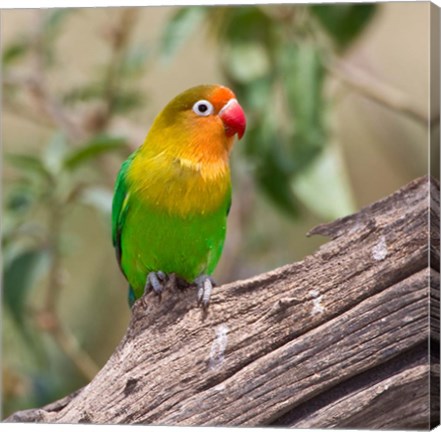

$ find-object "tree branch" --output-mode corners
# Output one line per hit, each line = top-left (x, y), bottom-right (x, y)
(330, 59), (438, 128)
(5, 176), (438, 428)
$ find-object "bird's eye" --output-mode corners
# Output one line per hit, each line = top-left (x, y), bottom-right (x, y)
(192, 100), (214, 117)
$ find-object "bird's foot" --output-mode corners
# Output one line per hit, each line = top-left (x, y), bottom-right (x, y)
(143, 271), (167, 305)
(195, 275), (217, 309)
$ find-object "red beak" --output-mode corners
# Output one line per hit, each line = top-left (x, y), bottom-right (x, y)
(219, 98), (246, 139)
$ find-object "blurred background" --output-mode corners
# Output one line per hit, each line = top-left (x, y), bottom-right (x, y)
(1, 3), (436, 417)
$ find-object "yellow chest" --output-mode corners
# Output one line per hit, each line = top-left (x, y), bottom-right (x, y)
(127, 153), (231, 216)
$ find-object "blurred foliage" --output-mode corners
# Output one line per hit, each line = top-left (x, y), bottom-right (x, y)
(2, 8), (143, 415)
(2, 4), (378, 417)
(310, 4), (376, 51)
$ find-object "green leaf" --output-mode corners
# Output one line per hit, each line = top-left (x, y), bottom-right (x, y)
(63, 135), (127, 170)
(112, 90), (144, 113)
(62, 83), (104, 104)
(43, 132), (69, 175)
(217, 6), (274, 45)
(285, 45), (325, 132)
(235, 77), (275, 114)
(64, 85), (144, 113)
(79, 186), (114, 217)
(5, 186), (35, 214)
(224, 42), (271, 84)
(160, 7), (206, 61)
(2, 39), (29, 66)
(255, 149), (300, 217)
(310, 4), (377, 50)
(291, 143), (356, 220)
(281, 44), (327, 170)
(41, 9), (75, 65)
(3, 248), (49, 328)
(255, 164), (300, 217)
(5, 154), (53, 184)
(42, 9), (74, 38)
(245, 122), (299, 217)
(118, 46), (149, 78)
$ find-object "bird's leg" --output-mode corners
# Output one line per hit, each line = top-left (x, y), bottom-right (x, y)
(195, 275), (217, 309)
(144, 271), (167, 298)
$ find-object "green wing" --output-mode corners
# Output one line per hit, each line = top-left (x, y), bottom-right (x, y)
(112, 154), (135, 275)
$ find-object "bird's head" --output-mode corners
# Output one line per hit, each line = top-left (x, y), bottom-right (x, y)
(148, 85), (246, 160)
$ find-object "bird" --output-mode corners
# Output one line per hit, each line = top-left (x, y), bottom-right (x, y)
(112, 84), (246, 309)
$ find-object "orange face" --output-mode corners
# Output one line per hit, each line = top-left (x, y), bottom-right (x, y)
(207, 86), (246, 139)
(158, 84), (246, 144)
(145, 84), (246, 170)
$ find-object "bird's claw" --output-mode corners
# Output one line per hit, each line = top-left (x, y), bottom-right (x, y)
(142, 272), (215, 309)
(143, 271), (167, 304)
(195, 275), (216, 309)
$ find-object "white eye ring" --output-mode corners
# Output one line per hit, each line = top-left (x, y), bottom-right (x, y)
(192, 100), (214, 117)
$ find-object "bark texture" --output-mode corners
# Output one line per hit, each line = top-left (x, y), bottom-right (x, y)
(6, 176), (440, 429)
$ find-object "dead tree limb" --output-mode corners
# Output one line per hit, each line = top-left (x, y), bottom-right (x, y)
(6, 176), (439, 429)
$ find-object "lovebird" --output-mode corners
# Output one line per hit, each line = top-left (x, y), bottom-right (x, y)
(112, 84), (246, 308)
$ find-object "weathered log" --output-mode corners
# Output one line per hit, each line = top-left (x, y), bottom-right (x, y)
(6, 176), (439, 428)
